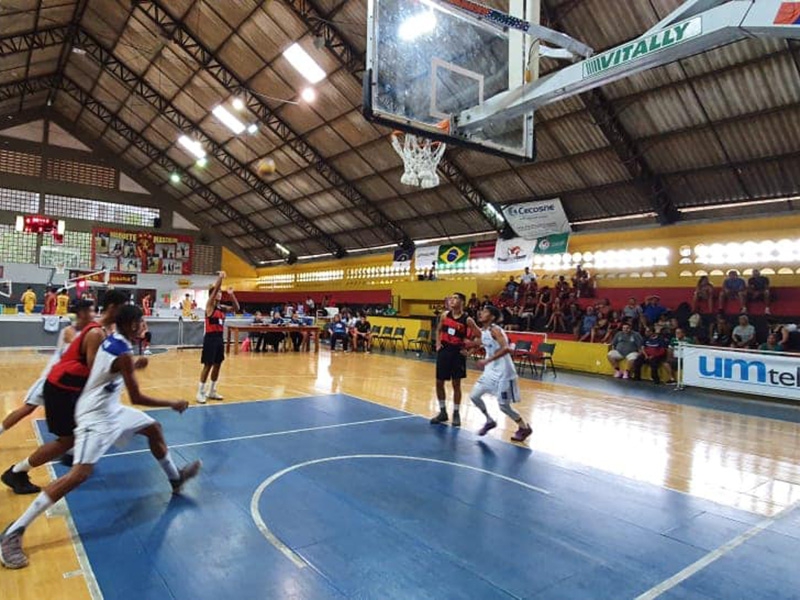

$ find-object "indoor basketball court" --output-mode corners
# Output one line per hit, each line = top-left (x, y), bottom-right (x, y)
(1, 0), (800, 598)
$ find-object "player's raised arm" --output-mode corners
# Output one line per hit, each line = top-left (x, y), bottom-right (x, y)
(206, 271), (226, 317)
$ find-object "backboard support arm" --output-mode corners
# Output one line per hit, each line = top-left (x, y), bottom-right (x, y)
(455, 0), (800, 135)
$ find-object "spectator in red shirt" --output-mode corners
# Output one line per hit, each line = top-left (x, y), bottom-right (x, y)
(634, 327), (669, 384)
(692, 276), (715, 314)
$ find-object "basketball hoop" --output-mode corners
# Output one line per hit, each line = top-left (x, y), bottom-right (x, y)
(390, 130), (446, 189)
(54, 262), (66, 277)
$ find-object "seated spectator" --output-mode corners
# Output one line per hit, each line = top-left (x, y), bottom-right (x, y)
(591, 310), (609, 344)
(519, 294), (537, 331)
(622, 297), (644, 331)
(328, 313), (350, 352)
(602, 310), (622, 344)
(288, 311), (304, 351)
(575, 305), (597, 342)
(555, 275), (570, 301)
(709, 314), (732, 347)
(653, 313), (671, 335)
(481, 294), (493, 308)
(251, 310), (267, 352)
(773, 322), (800, 353)
(467, 293), (480, 318)
(533, 286), (552, 322)
(519, 267), (536, 295)
(731, 315), (756, 349)
(719, 270), (746, 313)
(666, 327), (694, 383)
(642, 295), (668, 326)
(265, 310), (285, 352)
(351, 313), (373, 352)
(572, 264), (593, 298)
(563, 302), (582, 334)
(607, 321), (643, 379)
(746, 268), (771, 315)
(759, 333), (783, 353)
(634, 327), (669, 384)
(692, 275), (715, 314)
(501, 276), (519, 301)
(545, 298), (566, 333)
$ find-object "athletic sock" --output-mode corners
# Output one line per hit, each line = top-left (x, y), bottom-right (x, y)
(8, 492), (53, 534)
(438, 400), (446, 410)
(158, 452), (180, 481)
(209, 381), (218, 394)
(12, 458), (31, 474)
(197, 382), (206, 395)
(453, 406), (460, 413)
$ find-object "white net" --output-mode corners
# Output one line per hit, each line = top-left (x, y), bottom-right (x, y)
(390, 132), (446, 189)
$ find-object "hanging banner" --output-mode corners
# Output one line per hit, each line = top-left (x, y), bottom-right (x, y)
(68, 269), (138, 286)
(92, 228), (193, 275)
(502, 198), (571, 240)
(469, 240), (497, 261)
(495, 237), (536, 272)
(414, 246), (438, 271)
(682, 345), (800, 402)
(437, 243), (471, 268)
(392, 247), (414, 269)
(533, 232), (570, 255)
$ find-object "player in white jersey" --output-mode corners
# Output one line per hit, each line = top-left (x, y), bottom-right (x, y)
(468, 306), (533, 443)
(0, 300), (95, 440)
(0, 305), (201, 570)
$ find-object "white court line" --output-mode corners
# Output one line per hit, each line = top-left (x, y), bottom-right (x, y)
(104, 415), (415, 458)
(250, 454), (551, 569)
(33, 421), (104, 600)
(635, 500), (800, 599)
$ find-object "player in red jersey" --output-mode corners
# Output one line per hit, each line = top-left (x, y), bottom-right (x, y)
(197, 272), (239, 404)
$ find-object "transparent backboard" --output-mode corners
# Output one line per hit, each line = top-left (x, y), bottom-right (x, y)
(364, 0), (536, 160)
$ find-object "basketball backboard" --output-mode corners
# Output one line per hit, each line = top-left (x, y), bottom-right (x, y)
(364, 0), (537, 160)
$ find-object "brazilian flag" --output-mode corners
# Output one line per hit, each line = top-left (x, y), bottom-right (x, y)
(438, 243), (470, 267)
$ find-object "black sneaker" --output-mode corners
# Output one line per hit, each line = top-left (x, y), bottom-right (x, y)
(171, 460), (202, 494)
(429, 410), (448, 424)
(1, 467), (40, 495)
(452, 412), (461, 427)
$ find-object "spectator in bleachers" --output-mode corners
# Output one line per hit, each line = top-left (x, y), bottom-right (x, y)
(607, 321), (643, 379)
(709, 313), (732, 347)
(572, 264), (593, 298)
(533, 286), (552, 322)
(773, 323), (800, 352)
(481, 294), (493, 308)
(666, 327), (693, 384)
(653, 312), (671, 335)
(719, 270), (746, 313)
(692, 275), (715, 314)
(634, 327), (669, 384)
(520, 267), (535, 293)
(501, 276), (519, 301)
(575, 305), (597, 342)
(746, 269), (772, 315)
(591, 309), (610, 343)
(545, 298), (566, 333)
(564, 302), (582, 334)
(759, 333), (783, 353)
(555, 275), (570, 301)
(622, 297), (643, 331)
(731, 315), (756, 349)
(642, 295), (668, 327)
(602, 310), (622, 344)
(467, 293), (480, 319)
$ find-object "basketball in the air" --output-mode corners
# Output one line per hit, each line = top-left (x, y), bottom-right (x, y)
(257, 158), (276, 176)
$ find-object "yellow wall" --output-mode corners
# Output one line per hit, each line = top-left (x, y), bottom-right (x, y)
(222, 213), (800, 311)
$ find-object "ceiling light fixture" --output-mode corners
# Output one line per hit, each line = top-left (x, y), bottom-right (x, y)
(283, 43), (326, 84)
(275, 243), (291, 256)
(196, 157), (208, 168)
(247, 123), (259, 134)
(212, 105), (246, 134)
(231, 98), (245, 111)
(177, 135), (206, 160)
(301, 87), (316, 103)
(170, 173), (181, 183)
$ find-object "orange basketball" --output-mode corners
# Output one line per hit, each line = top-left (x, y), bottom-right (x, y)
(257, 158), (277, 176)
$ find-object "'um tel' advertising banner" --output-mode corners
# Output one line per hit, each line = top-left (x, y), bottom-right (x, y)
(682, 345), (800, 402)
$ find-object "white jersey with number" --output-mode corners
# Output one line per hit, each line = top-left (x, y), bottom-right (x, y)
(74, 332), (131, 431)
(480, 325), (517, 383)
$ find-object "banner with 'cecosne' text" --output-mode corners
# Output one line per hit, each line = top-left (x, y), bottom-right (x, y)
(681, 345), (800, 402)
(502, 198), (571, 241)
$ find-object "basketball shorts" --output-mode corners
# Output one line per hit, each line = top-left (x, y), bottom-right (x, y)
(23, 377), (46, 407)
(472, 376), (520, 405)
(436, 345), (467, 381)
(201, 333), (225, 365)
(43, 380), (81, 437)
(73, 407), (156, 465)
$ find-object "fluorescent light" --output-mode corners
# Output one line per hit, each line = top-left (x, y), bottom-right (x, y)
(678, 196), (800, 213)
(170, 173), (181, 183)
(283, 43), (326, 84)
(275, 243), (291, 256)
(572, 212), (656, 226)
(297, 252), (330, 260)
(414, 230), (495, 246)
(212, 105), (245, 135)
(247, 123), (258, 135)
(57, 220), (65, 235)
(177, 135), (206, 160)
(347, 243), (399, 254)
(71, 47), (86, 55)
(231, 98), (245, 111)
(196, 157), (208, 168)
(301, 87), (316, 103)
(484, 203), (505, 223)
(399, 11), (437, 41)
(15, 215), (24, 232)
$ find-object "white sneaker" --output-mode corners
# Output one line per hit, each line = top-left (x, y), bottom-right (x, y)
(206, 391), (224, 401)
(143, 349), (152, 355)
(196, 391), (207, 404)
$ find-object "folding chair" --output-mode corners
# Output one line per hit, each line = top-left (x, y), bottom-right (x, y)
(386, 327), (405, 352)
(376, 326), (393, 350)
(511, 340), (537, 377)
(407, 329), (431, 354)
(532, 342), (557, 378)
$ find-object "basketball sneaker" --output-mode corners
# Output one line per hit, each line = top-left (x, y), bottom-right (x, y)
(171, 460), (202, 494)
(511, 425), (533, 443)
(206, 391), (224, 401)
(452, 412), (461, 427)
(429, 409), (448, 424)
(478, 420), (497, 436)
(196, 390), (207, 404)
(1, 467), (40, 495)
(0, 526), (27, 569)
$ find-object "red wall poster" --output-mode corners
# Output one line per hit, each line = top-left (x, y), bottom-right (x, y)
(92, 228), (193, 275)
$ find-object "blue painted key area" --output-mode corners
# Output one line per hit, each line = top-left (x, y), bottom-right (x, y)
(36, 395), (800, 599)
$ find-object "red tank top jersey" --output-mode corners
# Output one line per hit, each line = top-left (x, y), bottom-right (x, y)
(47, 321), (103, 392)
(439, 311), (469, 347)
(205, 306), (225, 335)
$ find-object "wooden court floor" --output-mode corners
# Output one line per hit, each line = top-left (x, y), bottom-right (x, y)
(1, 347), (800, 599)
